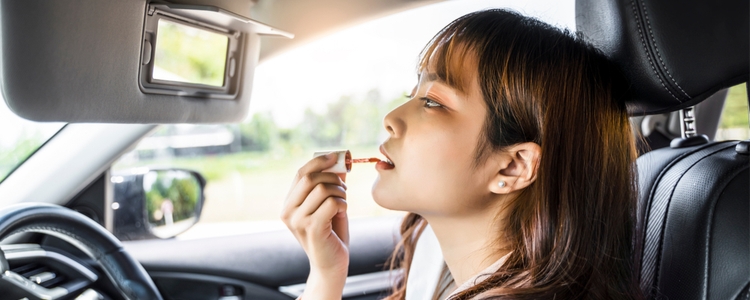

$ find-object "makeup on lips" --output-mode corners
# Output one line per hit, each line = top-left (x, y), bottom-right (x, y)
(313, 150), (392, 173)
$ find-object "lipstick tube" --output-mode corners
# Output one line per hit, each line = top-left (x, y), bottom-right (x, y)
(313, 150), (352, 173)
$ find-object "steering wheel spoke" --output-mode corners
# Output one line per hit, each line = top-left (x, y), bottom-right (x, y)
(0, 243), (98, 299)
(0, 203), (163, 300)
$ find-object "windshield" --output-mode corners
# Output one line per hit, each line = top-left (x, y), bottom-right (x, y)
(0, 100), (65, 182)
(112, 0), (576, 238)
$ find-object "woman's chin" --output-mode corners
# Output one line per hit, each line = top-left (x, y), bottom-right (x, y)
(370, 189), (391, 209)
(371, 180), (402, 211)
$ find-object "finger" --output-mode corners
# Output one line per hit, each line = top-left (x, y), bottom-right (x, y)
(293, 153), (339, 184)
(337, 173), (346, 182)
(298, 183), (347, 216)
(309, 197), (347, 235)
(285, 172), (346, 208)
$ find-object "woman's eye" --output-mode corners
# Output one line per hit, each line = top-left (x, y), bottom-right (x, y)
(421, 97), (443, 108)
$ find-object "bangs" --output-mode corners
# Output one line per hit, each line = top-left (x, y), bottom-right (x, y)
(418, 23), (478, 94)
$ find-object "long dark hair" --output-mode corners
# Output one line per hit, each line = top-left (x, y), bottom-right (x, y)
(384, 9), (641, 299)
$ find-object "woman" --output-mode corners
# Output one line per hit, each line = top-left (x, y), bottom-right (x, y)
(281, 9), (642, 299)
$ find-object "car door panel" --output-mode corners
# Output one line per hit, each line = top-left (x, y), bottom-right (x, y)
(123, 217), (401, 299)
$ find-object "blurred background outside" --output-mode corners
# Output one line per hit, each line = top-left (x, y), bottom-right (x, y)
(113, 0), (581, 238)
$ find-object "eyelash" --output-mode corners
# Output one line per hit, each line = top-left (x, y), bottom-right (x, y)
(420, 97), (443, 108)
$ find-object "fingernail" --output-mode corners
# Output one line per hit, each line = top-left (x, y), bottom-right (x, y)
(325, 152), (337, 160)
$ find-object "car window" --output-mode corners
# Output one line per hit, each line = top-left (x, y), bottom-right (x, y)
(113, 0), (575, 238)
(716, 83), (749, 140)
(0, 100), (65, 183)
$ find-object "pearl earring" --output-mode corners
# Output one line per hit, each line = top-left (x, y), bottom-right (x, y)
(498, 181), (506, 188)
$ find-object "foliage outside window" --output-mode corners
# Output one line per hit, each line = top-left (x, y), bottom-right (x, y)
(716, 83), (749, 140)
(145, 171), (201, 226)
(0, 115), (65, 183)
(153, 20), (228, 87)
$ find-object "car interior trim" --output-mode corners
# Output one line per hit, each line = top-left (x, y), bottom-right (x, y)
(639, 141), (738, 290)
(157, 3), (294, 38)
(575, 0), (749, 115)
(138, 4), (247, 100)
(2, 244), (99, 282)
(0, 0), (264, 123)
(278, 269), (400, 298)
(0, 203), (164, 300)
(149, 271), (292, 300)
(124, 216), (401, 288)
(1, 271), (69, 300)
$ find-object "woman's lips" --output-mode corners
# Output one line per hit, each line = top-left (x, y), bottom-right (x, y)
(378, 145), (396, 170)
(376, 159), (395, 170)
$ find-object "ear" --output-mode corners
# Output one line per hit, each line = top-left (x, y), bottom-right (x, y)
(488, 142), (541, 194)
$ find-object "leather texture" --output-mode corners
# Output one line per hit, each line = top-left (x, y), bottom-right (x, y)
(636, 141), (749, 299)
(575, 0), (749, 115)
(0, 203), (163, 300)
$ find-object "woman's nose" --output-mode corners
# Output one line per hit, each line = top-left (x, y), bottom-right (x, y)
(383, 101), (407, 138)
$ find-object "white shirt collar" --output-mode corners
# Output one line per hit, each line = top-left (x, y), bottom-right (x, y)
(446, 251), (512, 298)
(406, 224), (512, 300)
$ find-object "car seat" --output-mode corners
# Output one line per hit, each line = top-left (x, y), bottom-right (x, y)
(576, 0), (749, 299)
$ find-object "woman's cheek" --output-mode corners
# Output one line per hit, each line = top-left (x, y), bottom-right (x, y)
(370, 161), (433, 212)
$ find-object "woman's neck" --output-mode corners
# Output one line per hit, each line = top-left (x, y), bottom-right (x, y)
(424, 205), (510, 286)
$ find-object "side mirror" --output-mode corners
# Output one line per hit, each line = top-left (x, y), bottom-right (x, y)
(111, 169), (206, 241)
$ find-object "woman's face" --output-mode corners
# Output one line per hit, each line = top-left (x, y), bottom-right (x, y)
(372, 66), (502, 217)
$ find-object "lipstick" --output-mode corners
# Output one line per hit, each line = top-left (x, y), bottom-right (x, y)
(348, 157), (381, 164)
(313, 150), (381, 173)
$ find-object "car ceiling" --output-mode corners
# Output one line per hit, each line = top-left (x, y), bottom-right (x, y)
(250, 0), (443, 61)
(0, 0), (443, 124)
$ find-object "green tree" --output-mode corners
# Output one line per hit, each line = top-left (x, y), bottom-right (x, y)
(239, 113), (278, 152)
(341, 89), (386, 146)
(145, 173), (200, 225)
(169, 177), (200, 221)
(288, 90), (408, 149)
(720, 83), (749, 128)
(154, 21), (228, 86)
(298, 96), (353, 147)
(0, 132), (44, 182)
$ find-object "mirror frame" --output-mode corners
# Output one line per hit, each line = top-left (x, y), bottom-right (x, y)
(111, 168), (207, 241)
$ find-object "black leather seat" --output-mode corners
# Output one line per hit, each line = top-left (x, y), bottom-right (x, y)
(575, 0), (749, 299)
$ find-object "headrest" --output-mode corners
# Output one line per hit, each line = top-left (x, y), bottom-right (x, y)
(576, 0), (749, 115)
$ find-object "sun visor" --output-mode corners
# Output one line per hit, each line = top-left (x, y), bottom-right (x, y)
(0, 0), (292, 123)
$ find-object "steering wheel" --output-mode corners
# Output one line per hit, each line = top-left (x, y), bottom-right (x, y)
(0, 203), (163, 300)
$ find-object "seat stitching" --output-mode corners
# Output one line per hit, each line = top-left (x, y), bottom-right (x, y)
(650, 145), (742, 298)
(640, 142), (736, 295)
(640, 0), (690, 98)
(697, 158), (748, 299)
(641, 143), (714, 284)
(630, 0), (681, 102)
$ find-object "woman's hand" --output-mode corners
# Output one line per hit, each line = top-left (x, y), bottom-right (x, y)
(281, 153), (349, 299)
